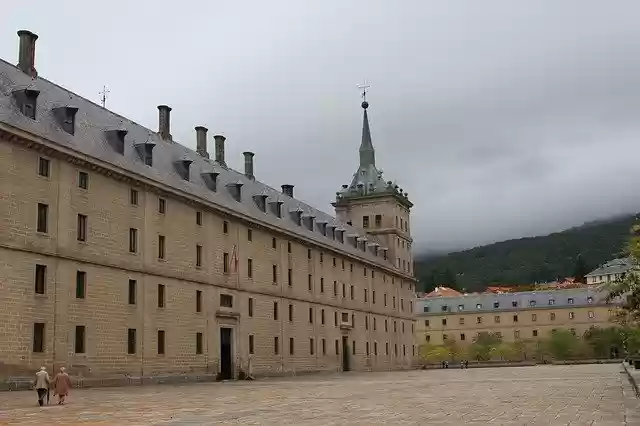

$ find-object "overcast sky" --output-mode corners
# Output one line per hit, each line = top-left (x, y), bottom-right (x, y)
(4, 1), (640, 253)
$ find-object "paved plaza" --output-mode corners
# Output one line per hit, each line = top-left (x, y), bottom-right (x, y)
(0, 364), (637, 425)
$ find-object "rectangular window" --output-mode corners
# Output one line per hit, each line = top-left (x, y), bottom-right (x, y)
(476, 316), (482, 324)
(130, 188), (139, 205)
(320, 252), (324, 263)
(158, 235), (165, 259)
(249, 335), (255, 354)
(320, 277), (324, 293)
(373, 291), (376, 304)
(308, 274), (312, 291)
(220, 294), (233, 308)
(375, 214), (382, 227)
(247, 258), (253, 278)
(129, 228), (138, 253)
(76, 271), (86, 299)
(288, 268), (292, 287)
(274, 337), (279, 355)
(248, 298), (254, 317)
(333, 280), (337, 296)
(38, 157), (50, 177)
(158, 198), (166, 214)
(588, 311), (595, 318)
(342, 283), (346, 298)
(196, 332), (203, 354)
(288, 304), (293, 322)
(158, 284), (165, 308)
(75, 325), (85, 354)
(309, 307), (314, 324)
(78, 171), (89, 189)
(223, 253), (229, 274)
(513, 315), (518, 323)
(289, 338), (294, 355)
(334, 311), (338, 326)
(532, 313), (537, 322)
(350, 285), (354, 300)
(288, 242), (292, 253)
(127, 328), (136, 354)
(157, 330), (165, 355)
(272, 265), (277, 283)
(352, 341), (356, 355)
(196, 290), (202, 312)
(307, 248), (312, 259)
(533, 330), (538, 337)
(247, 228), (253, 242)
(128, 279), (137, 305)
(550, 312), (556, 320)
(321, 309), (325, 325)
(442, 319), (447, 326)
(460, 333), (466, 341)
(223, 221), (229, 234)
(196, 211), (202, 226)
(273, 301), (279, 320)
(272, 238), (277, 249)
(77, 214), (87, 241)
(309, 338), (315, 355)
(333, 257), (336, 267)
(37, 203), (48, 233)
(363, 216), (369, 228)
(322, 339), (326, 355)
(494, 315), (500, 323)
(196, 245), (202, 267)
(364, 289), (368, 302)
(569, 312), (575, 319)
(35, 264), (46, 294)
(33, 323), (45, 353)
(514, 330), (520, 339)
(335, 340), (339, 355)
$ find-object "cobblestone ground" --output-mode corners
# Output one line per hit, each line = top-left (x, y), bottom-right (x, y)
(0, 364), (636, 425)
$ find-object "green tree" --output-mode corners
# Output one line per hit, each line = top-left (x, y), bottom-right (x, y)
(546, 329), (582, 360)
(606, 222), (640, 323)
(583, 326), (624, 358)
(493, 342), (518, 361)
(419, 345), (450, 363)
(573, 254), (589, 284)
(470, 332), (502, 361)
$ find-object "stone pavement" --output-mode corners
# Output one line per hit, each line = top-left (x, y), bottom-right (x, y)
(0, 364), (636, 425)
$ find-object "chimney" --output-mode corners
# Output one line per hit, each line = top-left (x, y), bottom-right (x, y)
(243, 152), (255, 180)
(17, 30), (38, 77)
(157, 105), (172, 141)
(214, 135), (227, 167)
(195, 126), (209, 158)
(281, 184), (294, 198)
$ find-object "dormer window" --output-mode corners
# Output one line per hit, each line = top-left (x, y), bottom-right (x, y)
(53, 106), (78, 135)
(269, 200), (283, 218)
(13, 89), (39, 119)
(173, 157), (193, 181)
(336, 229), (344, 243)
(134, 141), (155, 166)
(303, 215), (315, 231)
(226, 181), (243, 202)
(289, 208), (303, 226)
(317, 221), (327, 236)
(253, 194), (268, 212)
(105, 129), (127, 155)
(201, 171), (219, 191)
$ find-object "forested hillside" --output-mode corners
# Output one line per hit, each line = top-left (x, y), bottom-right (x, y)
(414, 214), (637, 293)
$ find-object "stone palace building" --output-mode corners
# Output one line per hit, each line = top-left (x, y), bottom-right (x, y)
(0, 31), (416, 380)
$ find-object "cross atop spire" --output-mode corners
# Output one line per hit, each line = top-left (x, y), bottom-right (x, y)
(357, 79), (371, 108)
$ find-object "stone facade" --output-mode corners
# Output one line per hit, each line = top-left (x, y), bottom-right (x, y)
(0, 31), (416, 380)
(415, 288), (621, 347)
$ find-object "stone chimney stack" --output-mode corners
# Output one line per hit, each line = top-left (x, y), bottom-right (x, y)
(195, 126), (209, 158)
(157, 105), (172, 141)
(17, 30), (38, 77)
(281, 184), (294, 198)
(214, 135), (227, 167)
(243, 152), (255, 180)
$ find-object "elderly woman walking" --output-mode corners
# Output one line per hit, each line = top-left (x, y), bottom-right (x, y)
(34, 367), (50, 406)
(52, 367), (72, 405)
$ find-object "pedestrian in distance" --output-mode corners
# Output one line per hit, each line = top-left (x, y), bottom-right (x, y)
(34, 366), (50, 407)
(52, 367), (72, 405)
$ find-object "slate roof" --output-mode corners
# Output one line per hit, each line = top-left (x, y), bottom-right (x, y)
(334, 101), (412, 208)
(0, 55), (408, 275)
(585, 258), (632, 278)
(416, 287), (620, 315)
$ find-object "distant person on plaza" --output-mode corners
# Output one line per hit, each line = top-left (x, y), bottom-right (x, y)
(52, 367), (71, 405)
(34, 366), (50, 407)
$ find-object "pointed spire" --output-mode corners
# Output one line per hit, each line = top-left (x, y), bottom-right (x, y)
(359, 100), (375, 167)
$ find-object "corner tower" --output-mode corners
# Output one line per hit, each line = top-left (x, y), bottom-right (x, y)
(333, 98), (414, 275)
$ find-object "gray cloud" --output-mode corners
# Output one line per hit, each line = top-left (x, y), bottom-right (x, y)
(3, 0), (640, 253)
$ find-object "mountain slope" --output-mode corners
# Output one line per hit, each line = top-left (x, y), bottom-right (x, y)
(414, 214), (637, 293)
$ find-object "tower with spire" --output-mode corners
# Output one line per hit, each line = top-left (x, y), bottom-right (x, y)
(333, 96), (414, 276)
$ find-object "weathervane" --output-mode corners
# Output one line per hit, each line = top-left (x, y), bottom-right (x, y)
(357, 79), (371, 103)
(99, 85), (110, 108)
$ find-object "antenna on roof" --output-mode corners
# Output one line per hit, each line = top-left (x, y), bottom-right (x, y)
(99, 85), (110, 108)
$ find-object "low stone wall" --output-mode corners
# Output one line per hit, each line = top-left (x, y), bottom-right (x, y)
(417, 358), (623, 370)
